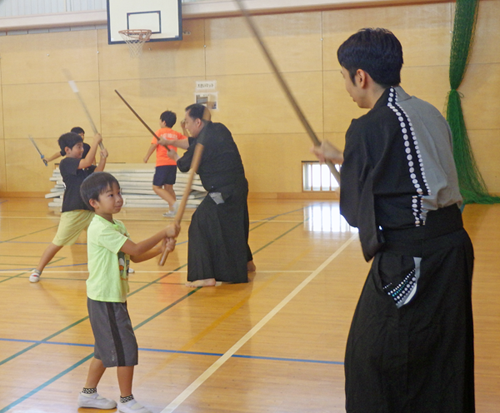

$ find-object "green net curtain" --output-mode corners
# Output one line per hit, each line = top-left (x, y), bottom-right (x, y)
(447, 0), (500, 204)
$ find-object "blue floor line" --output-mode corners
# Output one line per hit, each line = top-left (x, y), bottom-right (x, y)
(0, 337), (343, 365)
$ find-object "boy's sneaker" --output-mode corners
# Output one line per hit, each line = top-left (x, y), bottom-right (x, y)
(172, 200), (180, 214)
(77, 392), (117, 409)
(118, 398), (153, 413)
(128, 268), (135, 274)
(29, 269), (41, 283)
(163, 201), (179, 218)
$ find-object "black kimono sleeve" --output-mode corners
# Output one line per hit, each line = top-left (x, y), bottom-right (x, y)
(340, 120), (383, 261)
(176, 142), (196, 173)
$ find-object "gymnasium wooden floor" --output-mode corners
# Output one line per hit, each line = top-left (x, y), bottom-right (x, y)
(0, 197), (499, 413)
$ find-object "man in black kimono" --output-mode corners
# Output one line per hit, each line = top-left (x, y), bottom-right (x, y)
(313, 28), (475, 412)
(167, 104), (254, 287)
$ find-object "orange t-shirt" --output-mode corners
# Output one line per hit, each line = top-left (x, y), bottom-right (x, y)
(152, 127), (187, 166)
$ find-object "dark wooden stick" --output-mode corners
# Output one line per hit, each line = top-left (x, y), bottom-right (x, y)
(115, 90), (161, 141)
(159, 143), (204, 266)
(233, 0), (340, 183)
(63, 69), (104, 150)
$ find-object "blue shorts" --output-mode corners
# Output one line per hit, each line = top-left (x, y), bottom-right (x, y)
(153, 165), (177, 186)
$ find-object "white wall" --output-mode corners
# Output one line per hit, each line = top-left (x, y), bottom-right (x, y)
(0, 0), (106, 17)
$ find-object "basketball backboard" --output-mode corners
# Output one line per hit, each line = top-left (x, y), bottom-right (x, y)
(107, 0), (182, 44)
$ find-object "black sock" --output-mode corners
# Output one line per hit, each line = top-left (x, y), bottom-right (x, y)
(82, 387), (97, 395)
(120, 394), (134, 403)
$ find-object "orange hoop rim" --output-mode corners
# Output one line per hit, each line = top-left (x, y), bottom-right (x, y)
(119, 29), (152, 42)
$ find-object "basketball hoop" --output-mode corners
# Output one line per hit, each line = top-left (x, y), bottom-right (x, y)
(119, 29), (152, 58)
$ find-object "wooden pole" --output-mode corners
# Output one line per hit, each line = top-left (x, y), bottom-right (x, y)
(28, 136), (48, 166)
(114, 90), (161, 141)
(233, 0), (340, 183)
(62, 69), (104, 150)
(159, 143), (204, 266)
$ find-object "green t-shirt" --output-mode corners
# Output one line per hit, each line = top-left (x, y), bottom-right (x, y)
(86, 214), (131, 303)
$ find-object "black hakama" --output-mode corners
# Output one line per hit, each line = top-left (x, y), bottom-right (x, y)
(177, 121), (252, 283)
(187, 178), (251, 283)
(345, 208), (475, 413)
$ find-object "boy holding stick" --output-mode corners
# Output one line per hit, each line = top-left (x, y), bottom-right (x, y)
(77, 172), (179, 413)
(30, 131), (106, 283)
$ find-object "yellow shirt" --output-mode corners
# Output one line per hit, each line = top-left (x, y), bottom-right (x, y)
(86, 215), (130, 303)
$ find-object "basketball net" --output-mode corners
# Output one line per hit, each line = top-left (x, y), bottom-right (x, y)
(119, 29), (152, 58)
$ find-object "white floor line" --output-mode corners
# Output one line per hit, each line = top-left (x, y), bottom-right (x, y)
(0, 270), (185, 274)
(160, 233), (358, 413)
(1, 217), (309, 223)
(0, 269), (342, 274)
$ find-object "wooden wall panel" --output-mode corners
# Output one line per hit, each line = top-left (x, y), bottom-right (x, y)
(457, 0), (500, 193)
(401, 66), (450, 112)
(322, 3), (453, 71)
(213, 72), (324, 135)
(460, 63), (500, 131)
(0, 141), (6, 193)
(459, 60), (500, 192)
(2, 82), (101, 139)
(0, 79), (4, 192)
(4, 138), (54, 192)
(469, 130), (500, 194)
(237, 133), (317, 193)
(469, 1), (500, 65)
(0, 30), (99, 85)
(206, 13), (322, 76)
(0, 81), (3, 141)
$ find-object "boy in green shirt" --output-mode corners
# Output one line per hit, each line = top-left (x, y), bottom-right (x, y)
(78, 172), (179, 413)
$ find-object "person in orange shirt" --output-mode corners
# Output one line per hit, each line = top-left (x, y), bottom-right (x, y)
(143, 111), (188, 217)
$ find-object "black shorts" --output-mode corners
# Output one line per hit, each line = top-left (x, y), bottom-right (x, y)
(153, 165), (177, 186)
(87, 298), (138, 367)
